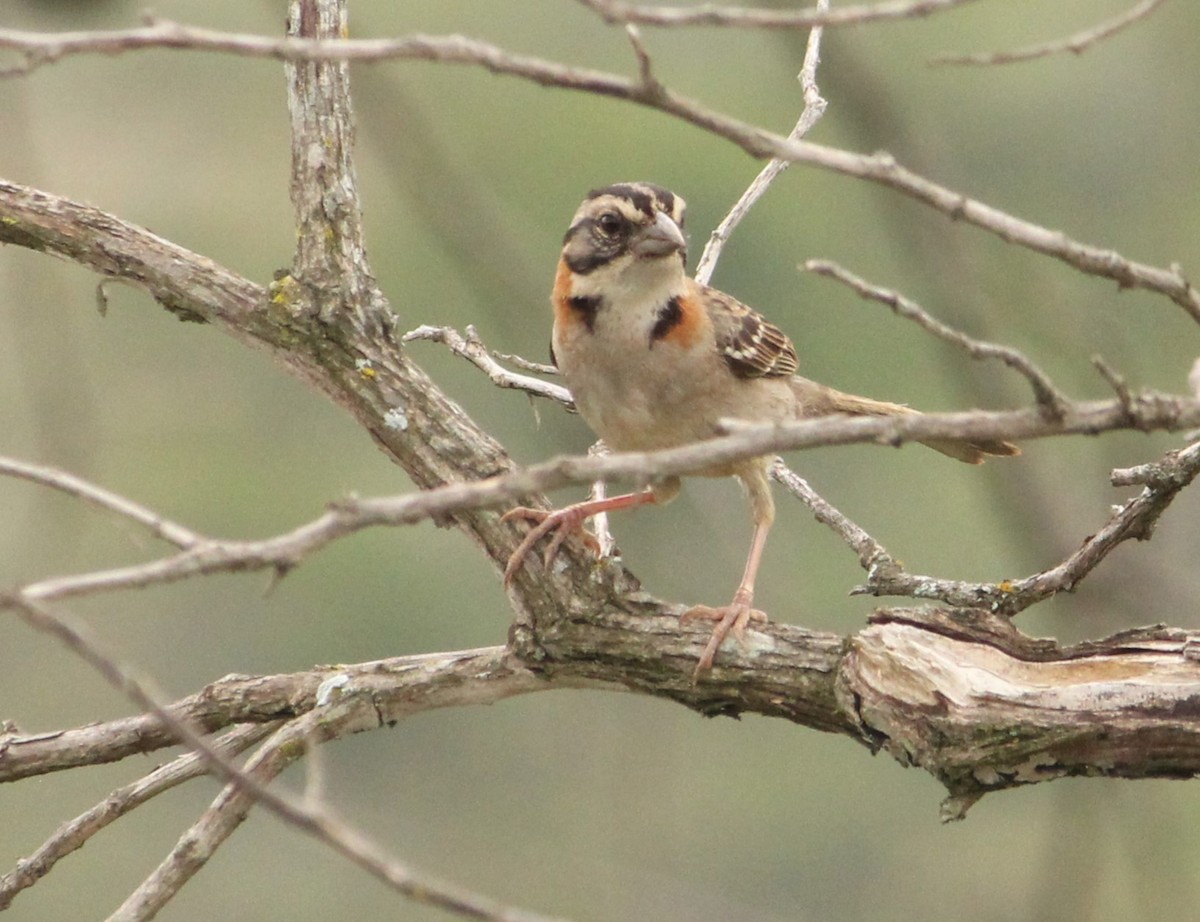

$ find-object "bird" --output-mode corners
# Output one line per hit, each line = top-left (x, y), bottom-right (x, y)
(503, 182), (1019, 677)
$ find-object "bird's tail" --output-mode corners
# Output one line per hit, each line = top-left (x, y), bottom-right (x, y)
(789, 376), (1020, 464)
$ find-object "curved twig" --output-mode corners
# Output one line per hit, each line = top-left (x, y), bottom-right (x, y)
(403, 324), (573, 407)
(932, 0), (1168, 66)
(695, 0), (829, 284)
(850, 440), (1200, 612)
(805, 259), (1069, 415)
(0, 457), (203, 549)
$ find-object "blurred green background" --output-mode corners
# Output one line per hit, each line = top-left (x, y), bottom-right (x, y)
(3, 1), (1200, 919)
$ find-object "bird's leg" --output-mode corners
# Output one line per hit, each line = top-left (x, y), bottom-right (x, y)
(681, 518), (771, 677)
(682, 464), (775, 678)
(502, 489), (658, 585)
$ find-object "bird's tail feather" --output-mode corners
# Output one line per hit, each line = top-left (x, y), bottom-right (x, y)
(789, 376), (1020, 464)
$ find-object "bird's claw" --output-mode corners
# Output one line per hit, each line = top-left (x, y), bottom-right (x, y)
(682, 594), (767, 679)
(501, 505), (601, 585)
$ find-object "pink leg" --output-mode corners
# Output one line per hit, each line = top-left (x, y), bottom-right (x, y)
(682, 517), (772, 678)
(502, 490), (658, 585)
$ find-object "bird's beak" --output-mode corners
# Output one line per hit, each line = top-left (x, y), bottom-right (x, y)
(630, 211), (687, 259)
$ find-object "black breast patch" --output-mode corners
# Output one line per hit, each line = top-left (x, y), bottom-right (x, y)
(648, 296), (684, 344)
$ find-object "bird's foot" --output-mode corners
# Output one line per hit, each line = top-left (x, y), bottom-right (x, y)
(681, 589), (767, 679)
(501, 504), (602, 585)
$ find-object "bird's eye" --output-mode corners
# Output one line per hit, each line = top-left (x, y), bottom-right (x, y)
(595, 212), (624, 238)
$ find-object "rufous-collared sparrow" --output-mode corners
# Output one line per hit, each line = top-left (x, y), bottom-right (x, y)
(504, 182), (1018, 677)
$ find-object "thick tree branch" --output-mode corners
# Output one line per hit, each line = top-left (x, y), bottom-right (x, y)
(285, 0), (379, 326)
(10, 600), (1200, 822)
(843, 608), (1200, 819)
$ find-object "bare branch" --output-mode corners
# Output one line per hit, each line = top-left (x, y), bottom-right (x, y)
(107, 722), (308, 921)
(494, 351), (559, 376)
(623, 23), (661, 96)
(852, 440), (1200, 612)
(0, 647), (561, 784)
(585, 442), (619, 558)
(1092, 353), (1138, 419)
(805, 259), (1069, 416)
(695, 0), (828, 284)
(403, 324), (573, 407)
(6, 595), (575, 922)
(577, 0), (983, 29)
(932, 0), (1168, 66)
(0, 0), (987, 76)
(3, 595), (322, 798)
(770, 459), (891, 568)
(285, 0), (378, 327)
(109, 712), (574, 922)
(0, 456), (203, 549)
(4, 35), (1197, 322)
(14, 586), (1200, 813)
(0, 724), (278, 912)
(9, 383), (1199, 603)
(842, 609), (1200, 816)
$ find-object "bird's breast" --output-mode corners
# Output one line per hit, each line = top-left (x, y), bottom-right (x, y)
(553, 304), (793, 455)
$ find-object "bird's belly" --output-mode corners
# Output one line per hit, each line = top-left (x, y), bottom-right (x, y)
(568, 364), (703, 451)
(558, 331), (792, 456)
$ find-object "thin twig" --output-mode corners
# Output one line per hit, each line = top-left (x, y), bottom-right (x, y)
(769, 459), (893, 572)
(0, 724), (278, 912)
(403, 324), (573, 407)
(1092, 354), (1137, 419)
(0, 456), (203, 549)
(623, 24), (660, 95)
(586, 442), (618, 558)
(695, 0), (828, 284)
(932, 0), (1168, 66)
(805, 259), (1069, 416)
(494, 351), (558, 376)
(7, 597), (573, 922)
(577, 0), (983, 29)
(850, 440), (1200, 613)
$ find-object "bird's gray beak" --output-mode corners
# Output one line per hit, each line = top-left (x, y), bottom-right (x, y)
(630, 211), (687, 259)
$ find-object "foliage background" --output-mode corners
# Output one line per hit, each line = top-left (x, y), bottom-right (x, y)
(2, 1), (1199, 919)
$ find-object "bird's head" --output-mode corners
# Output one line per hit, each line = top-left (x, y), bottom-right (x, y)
(559, 182), (688, 302)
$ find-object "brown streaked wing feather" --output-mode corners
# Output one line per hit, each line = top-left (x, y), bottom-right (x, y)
(697, 282), (799, 380)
